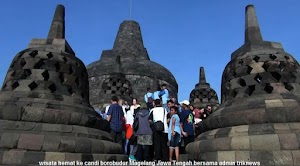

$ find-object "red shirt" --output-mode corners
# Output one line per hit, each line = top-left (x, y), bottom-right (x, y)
(193, 108), (201, 119)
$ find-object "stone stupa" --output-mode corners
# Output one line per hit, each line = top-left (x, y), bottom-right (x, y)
(87, 21), (178, 109)
(0, 5), (126, 165)
(189, 67), (219, 111)
(187, 5), (300, 166)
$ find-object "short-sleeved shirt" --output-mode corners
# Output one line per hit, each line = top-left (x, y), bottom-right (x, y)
(168, 114), (181, 141)
(160, 89), (169, 105)
(107, 103), (124, 132)
(144, 92), (153, 103)
(180, 109), (195, 136)
(152, 91), (160, 100)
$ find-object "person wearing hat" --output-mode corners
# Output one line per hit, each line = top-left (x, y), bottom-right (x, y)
(179, 100), (195, 153)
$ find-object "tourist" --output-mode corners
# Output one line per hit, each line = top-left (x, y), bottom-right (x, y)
(193, 107), (202, 125)
(166, 99), (175, 125)
(135, 103), (153, 161)
(179, 100), (195, 152)
(99, 108), (107, 120)
(172, 97), (181, 113)
(168, 106), (181, 162)
(200, 107), (209, 120)
(130, 98), (141, 117)
(152, 86), (161, 100)
(107, 96), (124, 146)
(124, 103), (134, 156)
(105, 104), (110, 114)
(207, 105), (213, 115)
(160, 84), (169, 112)
(149, 99), (169, 161)
(144, 87), (154, 110)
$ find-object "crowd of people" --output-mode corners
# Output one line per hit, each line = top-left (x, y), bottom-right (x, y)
(95, 84), (215, 162)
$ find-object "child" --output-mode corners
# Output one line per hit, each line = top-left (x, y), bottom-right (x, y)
(168, 106), (181, 162)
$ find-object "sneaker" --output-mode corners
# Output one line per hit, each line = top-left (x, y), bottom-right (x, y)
(129, 155), (136, 161)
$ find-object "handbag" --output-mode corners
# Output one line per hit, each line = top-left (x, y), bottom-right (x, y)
(154, 108), (165, 132)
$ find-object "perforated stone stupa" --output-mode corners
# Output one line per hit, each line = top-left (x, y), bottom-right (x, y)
(186, 5), (300, 165)
(87, 21), (178, 108)
(0, 5), (126, 165)
(189, 67), (219, 111)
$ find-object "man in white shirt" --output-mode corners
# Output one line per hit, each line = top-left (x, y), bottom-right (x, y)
(148, 99), (168, 161)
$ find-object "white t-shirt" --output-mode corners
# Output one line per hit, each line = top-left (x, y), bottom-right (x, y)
(126, 109), (134, 125)
(150, 107), (169, 133)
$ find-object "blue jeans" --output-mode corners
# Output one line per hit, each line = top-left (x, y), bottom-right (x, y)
(124, 139), (134, 155)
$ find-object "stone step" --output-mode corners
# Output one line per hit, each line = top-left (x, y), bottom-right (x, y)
(179, 154), (189, 161)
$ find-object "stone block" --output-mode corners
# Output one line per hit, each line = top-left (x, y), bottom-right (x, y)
(34, 123), (43, 131)
(273, 151), (293, 166)
(3, 150), (25, 165)
(81, 154), (94, 161)
(45, 152), (65, 161)
(42, 109), (56, 123)
(18, 133), (44, 150)
(231, 136), (250, 150)
(286, 109), (300, 123)
(59, 137), (75, 152)
(274, 123), (290, 134)
(265, 107), (287, 123)
(23, 151), (45, 165)
(0, 132), (20, 148)
(205, 152), (218, 161)
(282, 99), (299, 107)
(102, 140), (122, 154)
(92, 154), (106, 161)
(247, 98), (266, 109)
(2, 105), (22, 120)
(217, 151), (235, 163)
(56, 111), (71, 124)
(235, 151), (250, 161)
(0, 151), (4, 164)
(42, 135), (61, 151)
(79, 115), (88, 126)
(250, 151), (275, 166)
(278, 134), (299, 150)
(207, 128), (219, 137)
(215, 127), (232, 138)
(265, 99), (284, 108)
(70, 112), (81, 124)
(248, 123), (275, 135)
(214, 137), (231, 151)
(233, 125), (249, 133)
(91, 139), (105, 153)
(199, 140), (216, 152)
(73, 126), (89, 134)
(75, 137), (91, 153)
(60, 124), (73, 133)
(249, 134), (280, 151)
(289, 123), (300, 132)
(245, 108), (266, 124)
(65, 153), (82, 161)
(42, 123), (61, 132)
(292, 151), (300, 166)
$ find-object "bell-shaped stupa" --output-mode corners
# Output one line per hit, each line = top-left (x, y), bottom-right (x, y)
(0, 5), (126, 165)
(187, 5), (300, 165)
(189, 67), (219, 111)
(87, 21), (178, 108)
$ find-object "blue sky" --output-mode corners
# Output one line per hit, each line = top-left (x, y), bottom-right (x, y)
(1, 1), (300, 103)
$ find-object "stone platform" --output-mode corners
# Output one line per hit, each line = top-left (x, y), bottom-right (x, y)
(187, 122), (300, 165)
